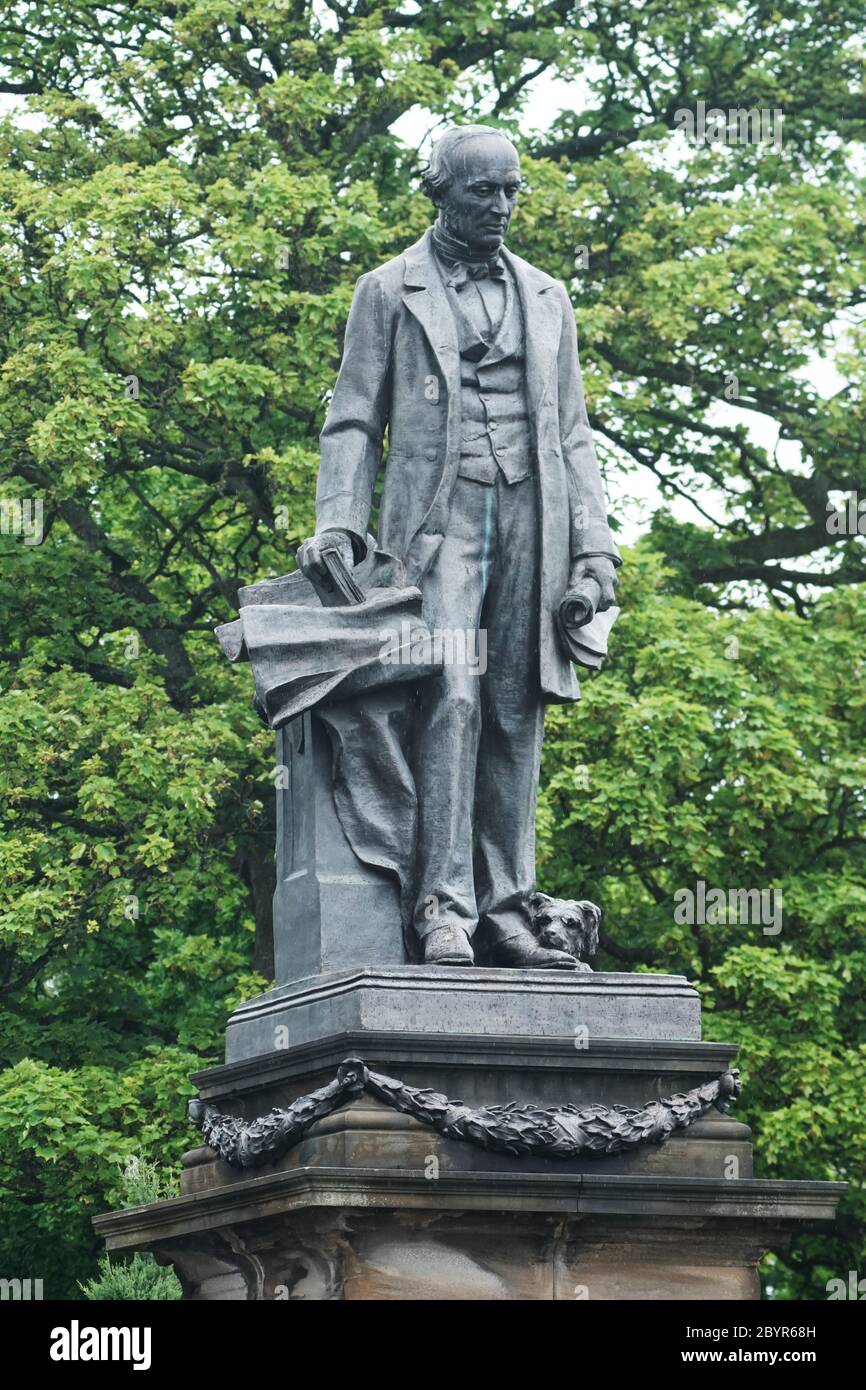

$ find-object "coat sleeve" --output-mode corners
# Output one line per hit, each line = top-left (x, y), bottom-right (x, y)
(555, 283), (621, 565)
(316, 271), (393, 558)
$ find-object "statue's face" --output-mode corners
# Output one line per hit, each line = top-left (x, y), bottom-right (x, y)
(438, 136), (521, 253)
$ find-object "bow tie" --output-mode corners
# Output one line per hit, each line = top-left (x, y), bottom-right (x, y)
(445, 258), (505, 290)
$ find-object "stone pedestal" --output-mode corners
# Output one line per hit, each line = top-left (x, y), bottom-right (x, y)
(94, 968), (845, 1300)
(224, 964), (702, 1059)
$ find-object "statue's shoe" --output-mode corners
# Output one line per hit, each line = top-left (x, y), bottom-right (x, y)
(495, 934), (577, 970)
(422, 925), (475, 966)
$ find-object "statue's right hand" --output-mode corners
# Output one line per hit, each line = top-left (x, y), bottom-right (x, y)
(296, 529), (355, 582)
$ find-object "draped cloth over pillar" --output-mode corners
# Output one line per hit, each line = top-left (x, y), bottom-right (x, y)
(215, 552), (442, 957)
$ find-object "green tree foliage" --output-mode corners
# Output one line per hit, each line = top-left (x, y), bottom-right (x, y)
(540, 547), (866, 1297)
(0, 2), (863, 1298)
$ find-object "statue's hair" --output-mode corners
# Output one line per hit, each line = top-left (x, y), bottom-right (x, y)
(420, 125), (518, 204)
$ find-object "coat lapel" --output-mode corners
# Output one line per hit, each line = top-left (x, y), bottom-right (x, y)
(502, 247), (562, 421)
(401, 231), (460, 400)
(400, 232), (461, 577)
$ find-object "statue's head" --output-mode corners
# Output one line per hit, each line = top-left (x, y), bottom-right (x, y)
(421, 125), (521, 255)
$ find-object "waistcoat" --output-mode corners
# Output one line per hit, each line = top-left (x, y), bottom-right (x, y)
(442, 265), (534, 486)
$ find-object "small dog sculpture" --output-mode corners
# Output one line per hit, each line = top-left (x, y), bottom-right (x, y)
(528, 892), (601, 971)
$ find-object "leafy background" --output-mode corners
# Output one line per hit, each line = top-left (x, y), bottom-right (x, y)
(0, 1), (863, 1299)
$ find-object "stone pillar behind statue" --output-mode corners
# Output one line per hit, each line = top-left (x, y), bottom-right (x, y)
(272, 711), (404, 985)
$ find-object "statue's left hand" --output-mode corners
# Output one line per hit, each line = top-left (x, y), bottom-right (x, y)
(568, 557), (618, 612)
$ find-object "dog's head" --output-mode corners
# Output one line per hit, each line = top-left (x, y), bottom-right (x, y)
(528, 892), (601, 964)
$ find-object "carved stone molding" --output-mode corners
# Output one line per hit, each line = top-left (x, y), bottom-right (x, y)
(189, 1058), (741, 1170)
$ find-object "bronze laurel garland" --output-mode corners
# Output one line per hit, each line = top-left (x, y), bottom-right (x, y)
(189, 1059), (741, 1170)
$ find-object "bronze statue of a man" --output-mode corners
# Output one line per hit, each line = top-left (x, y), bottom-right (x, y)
(299, 125), (620, 970)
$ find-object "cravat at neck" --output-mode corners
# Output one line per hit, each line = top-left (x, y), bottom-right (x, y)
(431, 222), (505, 280)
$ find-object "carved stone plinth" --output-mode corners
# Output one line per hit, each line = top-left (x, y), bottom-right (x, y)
(224, 965), (702, 1061)
(94, 971), (846, 1299)
(96, 1171), (842, 1302)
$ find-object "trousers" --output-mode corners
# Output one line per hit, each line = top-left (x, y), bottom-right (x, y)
(411, 469), (545, 946)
